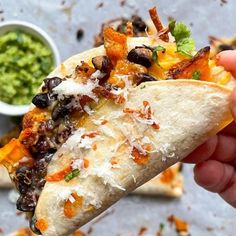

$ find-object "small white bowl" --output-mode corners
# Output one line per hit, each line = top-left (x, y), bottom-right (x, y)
(0, 20), (61, 116)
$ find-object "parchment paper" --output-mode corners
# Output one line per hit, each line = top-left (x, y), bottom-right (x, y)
(0, 0), (236, 235)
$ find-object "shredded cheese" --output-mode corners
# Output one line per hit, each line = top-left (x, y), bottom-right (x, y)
(53, 79), (99, 101)
(159, 143), (177, 161)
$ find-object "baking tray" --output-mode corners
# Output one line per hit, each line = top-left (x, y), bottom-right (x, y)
(0, 0), (236, 235)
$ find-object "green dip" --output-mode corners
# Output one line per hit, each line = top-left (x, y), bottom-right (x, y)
(0, 30), (54, 105)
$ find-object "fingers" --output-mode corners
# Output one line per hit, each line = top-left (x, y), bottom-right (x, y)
(216, 50), (236, 77)
(220, 122), (236, 136)
(183, 133), (236, 164)
(183, 135), (217, 163)
(210, 134), (236, 162)
(194, 160), (236, 207)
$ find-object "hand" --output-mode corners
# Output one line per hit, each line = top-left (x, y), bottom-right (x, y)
(183, 50), (236, 207)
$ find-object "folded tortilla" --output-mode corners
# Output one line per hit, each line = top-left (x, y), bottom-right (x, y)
(34, 80), (232, 236)
(0, 165), (12, 188)
(133, 163), (183, 197)
(0, 22), (234, 236)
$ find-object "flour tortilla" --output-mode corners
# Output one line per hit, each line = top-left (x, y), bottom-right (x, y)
(133, 164), (183, 197)
(0, 166), (12, 188)
(35, 80), (232, 236)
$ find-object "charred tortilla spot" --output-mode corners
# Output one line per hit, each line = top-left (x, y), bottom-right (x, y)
(127, 47), (153, 68)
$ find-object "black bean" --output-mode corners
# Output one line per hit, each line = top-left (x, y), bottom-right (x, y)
(36, 179), (46, 190)
(16, 191), (37, 212)
(131, 15), (147, 33)
(116, 22), (127, 34)
(38, 119), (55, 133)
(34, 158), (48, 176)
(92, 56), (113, 74)
(52, 100), (73, 121)
(43, 77), (62, 92)
(127, 47), (152, 68)
(30, 216), (42, 235)
(218, 44), (234, 52)
(32, 93), (50, 109)
(15, 167), (32, 194)
(76, 28), (84, 41)
(136, 73), (157, 85)
(34, 138), (51, 154)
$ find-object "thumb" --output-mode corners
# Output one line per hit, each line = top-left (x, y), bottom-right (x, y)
(216, 50), (236, 77)
(230, 87), (236, 120)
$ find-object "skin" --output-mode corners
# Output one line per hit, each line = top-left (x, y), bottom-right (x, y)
(183, 50), (236, 207)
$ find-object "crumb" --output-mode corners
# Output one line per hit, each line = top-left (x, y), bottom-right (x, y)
(190, 22), (194, 27)
(87, 227), (93, 234)
(20, 9), (24, 13)
(167, 215), (190, 236)
(0, 10), (4, 14)
(0, 228), (3, 234)
(73, 230), (86, 236)
(220, 226), (225, 230)
(137, 226), (147, 236)
(187, 206), (191, 211)
(220, 0), (227, 6)
(206, 226), (214, 232)
(0, 17), (4, 22)
(167, 16), (175, 21)
(61, 0), (66, 5)
(120, 0), (126, 6)
(156, 223), (165, 236)
(96, 2), (104, 9)
(76, 28), (84, 41)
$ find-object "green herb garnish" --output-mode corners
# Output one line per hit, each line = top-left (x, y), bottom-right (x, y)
(140, 85), (146, 89)
(152, 45), (166, 65)
(169, 20), (195, 57)
(64, 169), (80, 182)
(159, 223), (165, 232)
(192, 70), (201, 80)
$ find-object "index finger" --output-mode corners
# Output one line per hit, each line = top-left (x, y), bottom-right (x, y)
(216, 50), (236, 77)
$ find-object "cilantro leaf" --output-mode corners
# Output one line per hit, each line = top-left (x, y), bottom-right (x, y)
(64, 169), (80, 182)
(168, 21), (195, 57)
(192, 70), (201, 80)
(176, 37), (195, 57)
(152, 45), (166, 65)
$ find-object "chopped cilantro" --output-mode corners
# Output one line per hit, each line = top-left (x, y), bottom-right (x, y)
(152, 45), (166, 65)
(192, 70), (201, 80)
(64, 169), (80, 182)
(140, 85), (146, 89)
(168, 20), (195, 57)
(159, 223), (165, 232)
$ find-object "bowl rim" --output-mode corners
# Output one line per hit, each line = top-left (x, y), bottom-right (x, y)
(0, 20), (61, 116)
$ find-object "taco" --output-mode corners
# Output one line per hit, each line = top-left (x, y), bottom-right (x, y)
(0, 7), (234, 236)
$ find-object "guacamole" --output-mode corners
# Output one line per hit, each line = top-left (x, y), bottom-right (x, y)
(0, 31), (54, 105)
